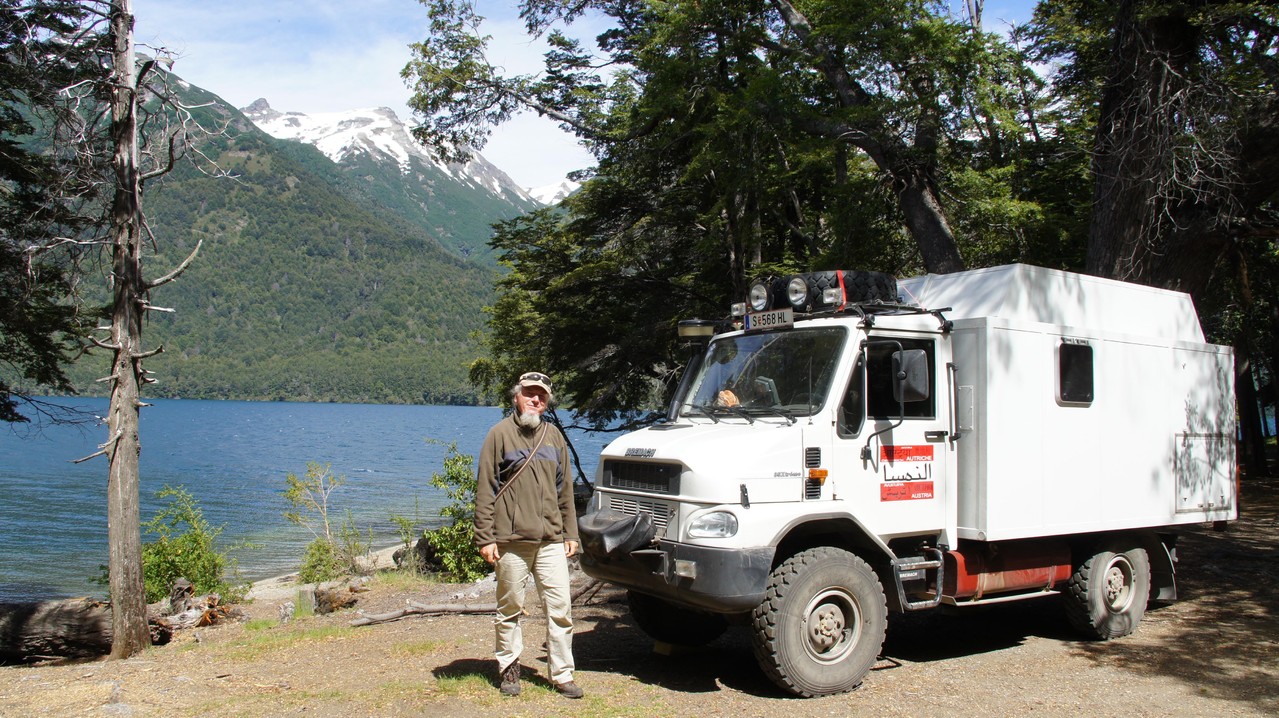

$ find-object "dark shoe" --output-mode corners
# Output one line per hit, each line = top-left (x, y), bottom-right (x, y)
(499, 662), (521, 696)
(554, 680), (584, 699)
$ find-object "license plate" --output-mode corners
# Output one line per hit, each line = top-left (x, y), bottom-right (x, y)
(744, 308), (794, 330)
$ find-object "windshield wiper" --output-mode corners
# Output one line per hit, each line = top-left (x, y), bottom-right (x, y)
(688, 404), (721, 423)
(760, 406), (798, 425)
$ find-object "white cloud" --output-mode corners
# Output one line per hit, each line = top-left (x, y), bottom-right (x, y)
(131, 0), (594, 189)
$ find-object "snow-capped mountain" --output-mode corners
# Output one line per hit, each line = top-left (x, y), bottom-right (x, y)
(241, 98), (550, 262)
(243, 98), (539, 206)
(528, 179), (580, 205)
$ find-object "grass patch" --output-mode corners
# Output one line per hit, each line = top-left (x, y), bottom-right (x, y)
(243, 618), (276, 632)
(391, 638), (451, 657)
(222, 624), (353, 662)
(371, 567), (441, 591)
(432, 669), (491, 697)
(371, 679), (436, 704)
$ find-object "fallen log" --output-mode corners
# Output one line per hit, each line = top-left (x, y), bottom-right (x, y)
(349, 600), (495, 626)
(0, 599), (111, 663)
(1, 581), (243, 663)
(349, 579), (608, 627)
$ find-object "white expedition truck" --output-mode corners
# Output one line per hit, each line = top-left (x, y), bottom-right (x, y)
(577, 263), (1237, 697)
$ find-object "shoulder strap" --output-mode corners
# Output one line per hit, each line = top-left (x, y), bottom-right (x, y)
(493, 422), (549, 502)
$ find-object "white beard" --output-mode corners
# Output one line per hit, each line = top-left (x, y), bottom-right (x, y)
(515, 410), (542, 430)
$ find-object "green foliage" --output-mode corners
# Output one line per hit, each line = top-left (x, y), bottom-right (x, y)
(284, 462), (345, 543)
(298, 537), (343, 585)
(284, 463), (371, 582)
(140, 485), (249, 603)
(414, 0), (1074, 424)
(388, 496), (424, 573)
(0, 1), (107, 422)
(389, 498), (425, 564)
(421, 442), (488, 582)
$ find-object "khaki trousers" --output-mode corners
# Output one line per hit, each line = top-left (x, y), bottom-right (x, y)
(493, 541), (575, 684)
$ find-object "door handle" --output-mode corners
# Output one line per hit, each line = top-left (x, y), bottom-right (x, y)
(924, 430), (948, 441)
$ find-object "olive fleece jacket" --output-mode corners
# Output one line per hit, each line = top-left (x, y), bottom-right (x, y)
(473, 414), (579, 547)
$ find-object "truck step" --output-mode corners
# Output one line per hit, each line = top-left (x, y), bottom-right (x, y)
(891, 549), (945, 611)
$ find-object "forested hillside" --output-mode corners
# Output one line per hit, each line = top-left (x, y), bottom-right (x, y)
(63, 77), (513, 405)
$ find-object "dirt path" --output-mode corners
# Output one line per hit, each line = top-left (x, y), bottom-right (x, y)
(2, 481), (1276, 718)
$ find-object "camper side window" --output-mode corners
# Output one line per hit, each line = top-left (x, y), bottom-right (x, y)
(1058, 340), (1094, 404)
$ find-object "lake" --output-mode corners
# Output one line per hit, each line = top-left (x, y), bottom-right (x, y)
(0, 398), (616, 603)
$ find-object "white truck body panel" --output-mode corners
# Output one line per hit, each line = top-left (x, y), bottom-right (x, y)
(899, 265), (1236, 541)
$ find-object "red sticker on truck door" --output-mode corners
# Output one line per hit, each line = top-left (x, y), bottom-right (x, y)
(881, 481), (935, 501)
(880, 445), (934, 462)
(879, 445), (935, 501)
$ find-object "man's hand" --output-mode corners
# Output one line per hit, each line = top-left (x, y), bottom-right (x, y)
(565, 540), (579, 558)
(480, 543), (500, 564)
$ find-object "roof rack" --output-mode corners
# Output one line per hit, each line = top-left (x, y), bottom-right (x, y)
(796, 301), (954, 332)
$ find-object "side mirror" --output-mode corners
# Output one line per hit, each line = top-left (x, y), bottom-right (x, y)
(892, 349), (929, 403)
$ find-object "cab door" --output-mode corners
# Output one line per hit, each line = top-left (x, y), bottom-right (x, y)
(827, 332), (955, 545)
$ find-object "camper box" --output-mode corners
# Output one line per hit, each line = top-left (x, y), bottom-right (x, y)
(897, 264), (1237, 542)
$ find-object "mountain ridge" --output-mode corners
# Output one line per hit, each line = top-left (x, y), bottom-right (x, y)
(57, 72), (525, 406)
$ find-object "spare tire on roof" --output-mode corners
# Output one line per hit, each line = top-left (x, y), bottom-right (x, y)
(837, 270), (898, 304)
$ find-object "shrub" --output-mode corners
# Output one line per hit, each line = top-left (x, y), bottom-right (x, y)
(284, 463), (372, 583)
(422, 442), (488, 582)
(141, 485), (249, 603)
(297, 536), (342, 584)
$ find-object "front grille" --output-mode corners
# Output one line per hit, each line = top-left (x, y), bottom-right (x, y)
(605, 494), (676, 535)
(602, 460), (680, 494)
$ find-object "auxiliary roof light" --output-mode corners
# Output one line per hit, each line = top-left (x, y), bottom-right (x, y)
(786, 275), (811, 310)
(678, 319), (718, 339)
(747, 280), (771, 312)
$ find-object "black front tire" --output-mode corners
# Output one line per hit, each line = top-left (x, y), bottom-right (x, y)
(627, 590), (728, 646)
(750, 547), (887, 697)
(1063, 541), (1151, 640)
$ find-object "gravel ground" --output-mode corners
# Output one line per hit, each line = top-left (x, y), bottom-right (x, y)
(2, 479), (1275, 718)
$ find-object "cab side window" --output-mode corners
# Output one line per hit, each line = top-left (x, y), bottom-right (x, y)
(866, 339), (936, 420)
(837, 354), (866, 437)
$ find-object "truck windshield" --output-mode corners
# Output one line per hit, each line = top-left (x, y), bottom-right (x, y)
(678, 327), (847, 419)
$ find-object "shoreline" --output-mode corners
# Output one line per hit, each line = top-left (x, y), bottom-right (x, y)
(244, 543), (404, 603)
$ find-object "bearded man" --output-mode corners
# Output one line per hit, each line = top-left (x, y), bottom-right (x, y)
(472, 371), (583, 698)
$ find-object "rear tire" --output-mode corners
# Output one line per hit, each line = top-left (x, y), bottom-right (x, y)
(627, 590), (728, 646)
(750, 547), (887, 697)
(1063, 541), (1151, 640)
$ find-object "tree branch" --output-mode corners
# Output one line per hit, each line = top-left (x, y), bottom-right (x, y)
(145, 238), (202, 289)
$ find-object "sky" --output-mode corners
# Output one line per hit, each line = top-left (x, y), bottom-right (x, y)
(131, 1), (1041, 191)
(131, 0), (598, 190)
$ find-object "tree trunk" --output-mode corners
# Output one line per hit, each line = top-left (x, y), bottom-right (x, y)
(770, 0), (965, 275)
(1235, 354), (1268, 475)
(896, 171), (965, 274)
(1085, 0), (1230, 295)
(105, 0), (149, 659)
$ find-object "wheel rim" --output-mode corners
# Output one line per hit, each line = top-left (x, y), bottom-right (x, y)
(1102, 554), (1135, 613)
(802, 587), (860, 664)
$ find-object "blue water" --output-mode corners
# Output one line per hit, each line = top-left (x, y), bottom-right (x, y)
(0, 398), (614, 602)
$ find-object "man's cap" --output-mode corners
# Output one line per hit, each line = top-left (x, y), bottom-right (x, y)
(519, 371), (553, 393)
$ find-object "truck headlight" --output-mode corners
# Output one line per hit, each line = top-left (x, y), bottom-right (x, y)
(687, 511), (738, 538)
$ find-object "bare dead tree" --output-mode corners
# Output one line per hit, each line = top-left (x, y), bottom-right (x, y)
(10, 0), (224, 659)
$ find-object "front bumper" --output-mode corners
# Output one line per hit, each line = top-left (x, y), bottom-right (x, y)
(581, 539), (774, 613)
